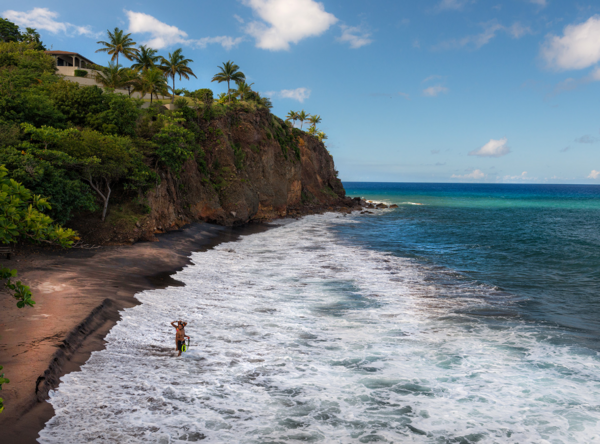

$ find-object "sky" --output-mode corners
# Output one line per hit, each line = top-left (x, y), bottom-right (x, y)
(2, 0), (600, 184)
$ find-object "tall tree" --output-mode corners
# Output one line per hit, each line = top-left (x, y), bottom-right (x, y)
(96, 28), (138, 67)
(286, 111), (298, 123)
(308, 115), (322, 130)
(235, 81), (254, 101)
(211, 61), (245, 104)
(21, 28), (45, 51)
(94, 63), (134, 90)
(159, 48), (197, 104)
(130, 45), (159, 72)
(133, 67), (168, 104)
(297, 110), (310, 130)
(0, 18), (21, 43)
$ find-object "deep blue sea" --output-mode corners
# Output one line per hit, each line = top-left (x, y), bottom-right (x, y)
(40, 183), (600, 443)
(342, 183), (600, 350)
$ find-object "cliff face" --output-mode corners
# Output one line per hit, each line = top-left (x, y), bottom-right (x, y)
(71, 108), (350, 244)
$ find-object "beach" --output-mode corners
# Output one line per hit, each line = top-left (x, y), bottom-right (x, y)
(0, 222), (270, 444)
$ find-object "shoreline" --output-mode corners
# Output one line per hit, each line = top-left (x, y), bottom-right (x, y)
(0, 221), (272, 444)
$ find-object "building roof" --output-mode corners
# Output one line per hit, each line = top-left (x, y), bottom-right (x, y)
(45, 51), (96, 65)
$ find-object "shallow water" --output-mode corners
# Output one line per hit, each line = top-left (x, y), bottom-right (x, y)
(40, 206), (600, 443)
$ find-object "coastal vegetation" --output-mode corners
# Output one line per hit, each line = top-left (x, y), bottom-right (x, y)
(0, 20), (337, 413)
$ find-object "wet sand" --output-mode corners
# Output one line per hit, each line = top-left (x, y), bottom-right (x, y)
(0, 222), (270, 444)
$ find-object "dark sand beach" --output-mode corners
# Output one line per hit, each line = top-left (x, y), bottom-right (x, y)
(0, 222), (270, 444)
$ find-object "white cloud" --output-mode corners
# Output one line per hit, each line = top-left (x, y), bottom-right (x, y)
(241, 0), (338, 51)
(541, 15), (600, 70)
(234, 14), (245, 24)
(469, 137), (511, 157)
(196, 36), (245, 50)
(451, 169), (486, 180)
(588, 170), (600, 179)
(3, 7), (96, 37)
(503, 171), (536, 181)
(337, 25), (372, 49)
(423, 85), (449, 97)
(125, 11), (242, 50)
(435, 21), (530, 50)
(126, 10), (189, 49)
(264, 87), (311, 103)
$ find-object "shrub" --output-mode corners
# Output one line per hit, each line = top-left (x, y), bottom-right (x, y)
(174, 97), (189, 109)
(73, 69), (87, 77)
(192, 88), (213, 102)
(232, 142), (245, 170)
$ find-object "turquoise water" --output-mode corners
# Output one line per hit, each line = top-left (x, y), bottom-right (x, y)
(343, 183), (600, 348)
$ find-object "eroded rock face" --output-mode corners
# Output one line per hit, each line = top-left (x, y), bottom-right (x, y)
(134, 109), (346, 241)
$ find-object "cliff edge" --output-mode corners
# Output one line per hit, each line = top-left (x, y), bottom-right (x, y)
(69, 108), (353, 244)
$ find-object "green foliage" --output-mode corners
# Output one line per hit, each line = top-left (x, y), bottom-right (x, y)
(96, 27), (138, 66)
(174, 97), (189, 109)
(21, 123), (77, 150)
(250, 144), (260, 154)
(152, 112), (196, 176)
(0, 145), (97, 224)
(74, 69), (88, 77)
(159, 48), (197, 103)
(193, 88), (213, 102)
(232, 142), (246, 170)
(20, 28), (45, 51)
(0, 42), (64, 127)
(130, 45), (159, 72)
(0, 364), (8, 413)
(47, 81), (105, 127)
(86, 92), (142, 136)
(211, 60), (245, 103)
(0, 18), (21, 43)
(0, 164), (78, 247)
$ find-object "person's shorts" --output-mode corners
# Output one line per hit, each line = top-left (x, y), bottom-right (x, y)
(177, 340), (185, 351)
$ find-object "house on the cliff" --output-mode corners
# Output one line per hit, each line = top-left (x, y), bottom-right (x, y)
(45, 50), (172, 106)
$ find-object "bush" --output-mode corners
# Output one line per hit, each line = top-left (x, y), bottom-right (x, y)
(152, 113), (197, 176)
(174, 97), (189, 109)
(74, 69), (87, 77)
(0, 145), (97, 224)
(192, 88), (213, 102)
(232, 142), (245, 170)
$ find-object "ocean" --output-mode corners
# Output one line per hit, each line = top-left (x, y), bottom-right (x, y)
(39, 183), (600, 443)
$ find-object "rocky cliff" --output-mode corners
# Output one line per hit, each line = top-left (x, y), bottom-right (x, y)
(70, 108), (353, 244)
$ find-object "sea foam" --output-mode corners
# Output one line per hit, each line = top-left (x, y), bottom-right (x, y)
(39, 213), (600, 443)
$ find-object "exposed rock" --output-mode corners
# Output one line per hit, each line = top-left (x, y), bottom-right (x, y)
(390, 204), (399, 208)
(376, 203), (389, 209)
(70, 109), (350, 245)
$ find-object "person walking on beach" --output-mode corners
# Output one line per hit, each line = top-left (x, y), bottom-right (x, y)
(171, 320), (189, 357)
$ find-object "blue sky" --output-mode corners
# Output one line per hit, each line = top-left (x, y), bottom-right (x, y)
(3, 0), (600, 183)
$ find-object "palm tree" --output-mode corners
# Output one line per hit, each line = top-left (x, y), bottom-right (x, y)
(96, 27), (138, 67)
(308, 115), (322, 130)
(133, 68), (168, 104)
(216, 92), (228, 104)
(211, 61), (245, 104)
(307, 126), (317, 136)
(94, 63), (134, 90)
(131, 45), (160, 72)
(317, 131), (328, 142)
(159, 48), (197, 104)
(297, 110), (310, 130)
(286, 110), (298, 123)
(235, 81), (254, 101)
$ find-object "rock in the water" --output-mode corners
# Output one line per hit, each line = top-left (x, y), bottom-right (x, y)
(389, 204), (399, 208)
(376, 203), (389, 209)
